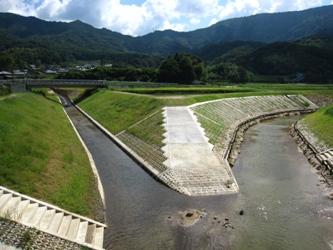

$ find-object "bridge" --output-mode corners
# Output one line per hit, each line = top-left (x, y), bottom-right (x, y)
(1, 79), (107, 92)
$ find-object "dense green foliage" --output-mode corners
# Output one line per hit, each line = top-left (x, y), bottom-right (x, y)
(0, 86), (10, 96)
(209, 62), (253, 83)
(58, 66), (159, 82)
(57, 53), (209, 84)
(236, 41), (333, 82)
(0, 92), (101, 219)
(197, 40), (265, 63)
(158, 53), (207, 83)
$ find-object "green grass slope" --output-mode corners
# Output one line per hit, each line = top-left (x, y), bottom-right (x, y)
(78, 89), (165, 134)
(301, 104), (333, 148)
(0, 92), (101, 219)
(77, 86), (333, 134)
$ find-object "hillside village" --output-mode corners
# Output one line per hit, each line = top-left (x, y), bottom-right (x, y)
(0, 63), (110, 79)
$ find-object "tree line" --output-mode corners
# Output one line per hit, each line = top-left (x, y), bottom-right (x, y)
(56, 53), (252, 84)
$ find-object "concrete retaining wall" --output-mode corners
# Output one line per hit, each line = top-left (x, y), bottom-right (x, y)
(290, 122), (333, 180)
(226, 109), (316, 166)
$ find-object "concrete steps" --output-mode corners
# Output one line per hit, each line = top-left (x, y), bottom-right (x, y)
(0, 186), (106, 250)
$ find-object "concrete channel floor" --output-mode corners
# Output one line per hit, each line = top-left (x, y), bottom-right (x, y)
(161, 107), (238, 195)
(163, 107), (222, 169)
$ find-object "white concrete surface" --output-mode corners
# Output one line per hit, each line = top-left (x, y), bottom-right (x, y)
(162, 107), (239, 196)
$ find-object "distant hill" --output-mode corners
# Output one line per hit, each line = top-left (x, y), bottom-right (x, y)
(195, 40), (266, 63)
(1, 5), (333, 53)
(0, 5), (333, 71)
(134, 5), (333, 53)
(236, 38), (333, 76)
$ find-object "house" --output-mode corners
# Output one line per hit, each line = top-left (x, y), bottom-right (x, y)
(45, 69), (57, 74)
(57, 68), (68, 73)
(12, 70), (26, 76)
(0, 71), (13, 79)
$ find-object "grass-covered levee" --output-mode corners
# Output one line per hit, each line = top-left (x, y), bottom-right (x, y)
(0, 91), (103, 221)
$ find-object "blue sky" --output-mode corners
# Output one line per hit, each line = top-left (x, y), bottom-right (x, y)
(1, 0), (332, 36)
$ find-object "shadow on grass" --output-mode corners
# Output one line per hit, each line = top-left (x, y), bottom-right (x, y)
(32, 90), (62, 105)
(73, 88), (99, 104)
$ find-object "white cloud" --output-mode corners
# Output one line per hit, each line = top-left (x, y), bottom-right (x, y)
(219, 0), (260, 19)
(160, 20), (185, 32)
(209, 18), (219, 26)
(0, 0), (36, 16)
(0, 0), (331, 36)
(93, 0), (220, 35)
(190, 18), (201, 25)
(98, 1), (148, 35)
(293, 0), (322, 10)
(36, 0), (65, 18)
(218, 0), (327, 20)
(175, 0), (220, 16)
(268, 2), (282, 13)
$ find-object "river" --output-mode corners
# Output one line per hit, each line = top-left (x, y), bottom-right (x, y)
(66, 104), (333, 250)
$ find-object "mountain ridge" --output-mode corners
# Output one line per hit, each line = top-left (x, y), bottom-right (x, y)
(1, 5), (333, 53)
(1, 5), (333, 73)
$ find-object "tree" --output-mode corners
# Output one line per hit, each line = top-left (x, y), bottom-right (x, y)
(210, 62), (252, 83)
(0, 53), (15, 71)
(178, 56), (195, 83)
(194, 62), (207, 81)
(158, 57), (180, 82)
(158, 53), (207, 83)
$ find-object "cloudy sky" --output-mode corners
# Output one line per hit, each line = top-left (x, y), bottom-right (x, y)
(1, 0), (332, 36)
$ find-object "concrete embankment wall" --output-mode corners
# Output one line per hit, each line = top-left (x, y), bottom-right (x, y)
(227, 109), (316, 166)
(290, 122), (333, 182)
(190, 95), (319, 168)
(73, 94), (320, 196)
(74, 105), (162, 178)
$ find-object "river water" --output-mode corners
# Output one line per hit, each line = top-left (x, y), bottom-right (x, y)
(66, 105), (333, 250)
(229, 117), (333, 250)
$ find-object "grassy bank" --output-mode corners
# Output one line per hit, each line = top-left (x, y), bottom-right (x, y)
(77, 85), (333, 133)
(0, 92), (101, 220)
(300, 104), (333, 148)
(78, 89), (165, 134)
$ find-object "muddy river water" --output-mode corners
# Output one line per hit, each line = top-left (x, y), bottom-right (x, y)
(67, 105), (333, 250)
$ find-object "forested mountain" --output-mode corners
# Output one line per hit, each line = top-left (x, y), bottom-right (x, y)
(0, 5), (333, 79)
(1, 5), (333, 55)
(196, 40), (266, 63)
(236, 38), (333, 75)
